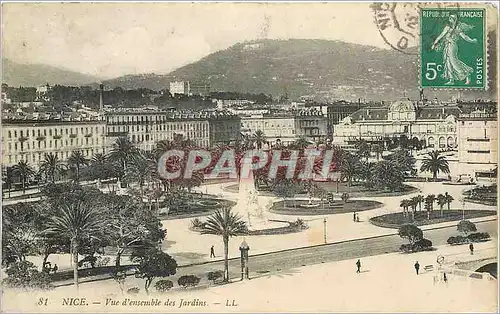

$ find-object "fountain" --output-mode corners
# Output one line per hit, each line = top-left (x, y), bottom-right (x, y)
(234, 160), (284, 231)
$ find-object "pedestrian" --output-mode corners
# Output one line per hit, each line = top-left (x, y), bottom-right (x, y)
(353, 212), (357, 222)
(210, 245), (215, 258)
(356, 214), (360, 222)
(52, 264), (58, 274)
(356, 259), (361, 273)
(414, 261), (420, 275)
(469, 242), (474, 255)
(443, 272), (448, 283)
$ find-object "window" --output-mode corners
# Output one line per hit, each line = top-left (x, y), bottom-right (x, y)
(32, 130), (35, 137)
(66, 129), (68, 135)
(14, 131), (17, 137)
(43, 129), (46, 136)
(8, 131), (11, 138)
(20, 130), (23, 137)
(49, 129), (52, 136)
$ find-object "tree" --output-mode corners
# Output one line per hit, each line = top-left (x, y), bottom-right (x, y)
(125, 154), (155, 194)
(457, 220), (477, 236)
(436, 193), (447, 217)
(3, 167), (14, 197)
(398, 224), (423, 246)
(385, 149), (416, 174)
(12, 160), (35, 194)
(400, 199), (410, 217)
(339, 153), (359, 187)
(420, 151), (450, 181)
(39, 153), (65, 183)
(88, 153), (113, 186)
(291, 136), (310, 150)
(371, 160), (404, 192)
(425, 194), (436, 212)
(371, 143), (383, 160)
(67, 151), (88, 182)
(415, 194), (425, 211)
(354, 139), (370, 161)
(200, 207), (248, 282)
(2, 203), (41, 267)
(105, 194), (166, 268)
(253, 130), (266, 149)
(444, 192), (454, 210)
(131, 248), (177, 295)
(3, 261), (53, 290)
(408, 197), (418, 220)
(108, 137), (139, 186)
(43, 186), (107, 290)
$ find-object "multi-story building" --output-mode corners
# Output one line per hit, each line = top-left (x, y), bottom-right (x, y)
(457, 110), (498, 176)
(2, 112), (106, 168)
(326, 101), (362, 136)
(169, 81), (190, 96)
(240, 108), (328, 146)
(104, 109), (240, 150)
(295, 108), (328, 143)
(189, 82), (210, 96)
(333, 100), (461, 149)
(241, 113), (296, 146)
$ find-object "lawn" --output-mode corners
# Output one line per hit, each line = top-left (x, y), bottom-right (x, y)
(369, 210), (497, 229)
(315, 181), (419, 197)
(463, 185), (497, 206)
(270, 199), (383, 215)
(159, 198), (235, 220)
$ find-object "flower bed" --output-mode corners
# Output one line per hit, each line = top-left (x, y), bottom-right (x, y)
(270, 199), (383, 215)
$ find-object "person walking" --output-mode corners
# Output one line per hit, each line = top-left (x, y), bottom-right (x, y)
(353, 212), (357, 222)
(469, 242), (474, 255)
(52, 264), (58, 274)
(210, 245), (216, 258)
(356, 259), (361, 273)
(414, 261), (420, 275)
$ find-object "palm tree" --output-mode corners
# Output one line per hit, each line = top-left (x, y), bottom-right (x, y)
(409, 197), (418, 220)
(44, 189), (105, 290)
(415, 194), (425, 211)
(340, 153), (359, 187)
(125, 154), (155, 194)
(39, 153), (65, 183)
(425, 194), (436, 212)
(291, 136), (310, 150)
(355, 139), (370, 161)
(68, 151), (88, 182)
(89, 153), (111, 186)
(400, 199), (410, 217)
(437, 193), (447, 217)
(253, 130), (266, 149)
(200, 207), (247, 282)
(420, 151), (450, 181)
(12, 160), (35, 194)
(444, 192), (454, 210)
(108, 137), (139, 186)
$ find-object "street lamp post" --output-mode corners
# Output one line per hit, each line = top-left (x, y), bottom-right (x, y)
(461, 198), (466, 220)
(323, 218), (327, 244)
(239, 240), (250, 280)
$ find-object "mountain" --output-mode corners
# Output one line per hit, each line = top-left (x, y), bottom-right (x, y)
(2, 59), (101, 87)
(100, 39), (418, 101)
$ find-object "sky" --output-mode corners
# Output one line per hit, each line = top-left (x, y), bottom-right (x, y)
(2, 2), (393, 78)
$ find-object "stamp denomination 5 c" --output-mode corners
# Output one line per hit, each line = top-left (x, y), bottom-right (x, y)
(420, 8), (486, 89)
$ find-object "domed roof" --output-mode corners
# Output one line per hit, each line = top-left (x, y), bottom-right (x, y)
(389, 100), (416, 112)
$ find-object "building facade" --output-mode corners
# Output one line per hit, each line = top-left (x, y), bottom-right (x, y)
(457, 110), (498, 172)
(169, 81), (190, 96)
(2, 114), (106, 168)
(333, 100), (461, 149)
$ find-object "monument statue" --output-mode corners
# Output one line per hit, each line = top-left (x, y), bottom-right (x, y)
(235, 165), (268, 230)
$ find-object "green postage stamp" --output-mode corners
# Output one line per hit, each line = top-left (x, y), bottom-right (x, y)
(420, 8), (486, 89)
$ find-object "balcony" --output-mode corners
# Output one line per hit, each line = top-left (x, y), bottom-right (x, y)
(106, 131), (129, 137)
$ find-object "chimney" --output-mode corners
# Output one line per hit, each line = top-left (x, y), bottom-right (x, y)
(99, 83), (104, 115)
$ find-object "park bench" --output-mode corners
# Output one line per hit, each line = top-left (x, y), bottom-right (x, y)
(424, 264), (434, 272)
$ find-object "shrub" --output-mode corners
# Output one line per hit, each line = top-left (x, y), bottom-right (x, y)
(155, 279), (174, 292)
(341, 193), (350, 203)
(178, 275), (201, 288)
(447, 235), (467, 245)
(190, 218), (205, 230)
(290, 218), (307, 229)
(457, 220), (477, 236)
(467, 232), (491, 242)
(3, 261), (54, 290)
(413, 238), (433, 251)
(127, 287), (140, 295)
(399, 244), (413, 253)
(207, 270), (224, 283)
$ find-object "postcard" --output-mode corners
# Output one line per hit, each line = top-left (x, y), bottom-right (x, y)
(1, 2), (498, 313)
